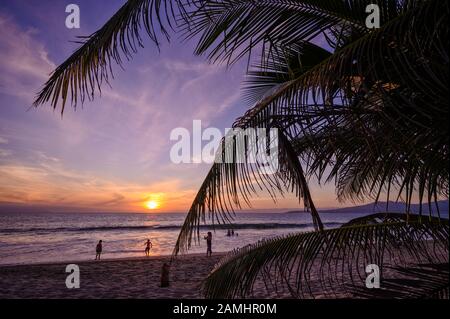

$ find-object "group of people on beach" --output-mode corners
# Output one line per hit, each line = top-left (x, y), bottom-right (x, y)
(226, 229), (238, 237)
(95, 232), (217, 260)
(94, 239), (153, 260)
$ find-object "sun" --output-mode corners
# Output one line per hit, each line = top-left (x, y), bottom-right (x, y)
(146, 200), (159, 210)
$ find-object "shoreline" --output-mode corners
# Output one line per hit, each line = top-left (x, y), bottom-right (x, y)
(0, 252), (227, 268)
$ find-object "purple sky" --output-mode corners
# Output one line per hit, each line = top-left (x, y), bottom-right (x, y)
(0, 0), (345, 212)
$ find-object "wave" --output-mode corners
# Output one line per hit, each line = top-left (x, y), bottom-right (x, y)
(0, 222), (343, 234)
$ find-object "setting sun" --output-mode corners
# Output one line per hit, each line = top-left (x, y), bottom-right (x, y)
(145, 200), (159, 210)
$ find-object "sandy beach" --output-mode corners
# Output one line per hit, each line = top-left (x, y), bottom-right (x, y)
(1, 247), (448, 299)
(0, 253), (224, 299)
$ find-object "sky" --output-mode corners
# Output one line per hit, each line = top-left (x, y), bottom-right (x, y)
(0, 0), (345, 213)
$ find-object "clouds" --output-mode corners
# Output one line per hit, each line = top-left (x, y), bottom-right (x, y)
(0, 13), (55, 102)
(0, 135), (11, 157)
(0, 150), (198, 212)
(0, 5), (249, 213)
(0, 8), (251, 212)
(0, 1), (338, 212)
(0, 149), (12, 157)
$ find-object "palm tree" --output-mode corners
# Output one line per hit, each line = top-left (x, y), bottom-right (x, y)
(34, 0), (449, 298)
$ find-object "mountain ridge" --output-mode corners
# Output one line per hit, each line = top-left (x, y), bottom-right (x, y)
(284, 200), (449, 215)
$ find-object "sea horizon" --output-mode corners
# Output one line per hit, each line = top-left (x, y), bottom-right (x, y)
(1, 199), (447, 215)
(1, 203), (448, 266)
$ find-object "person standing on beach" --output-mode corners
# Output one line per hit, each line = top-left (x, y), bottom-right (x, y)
(204, 232), (212, 257)
(145, 239), (153, 256)
(95, 240), (103, 260)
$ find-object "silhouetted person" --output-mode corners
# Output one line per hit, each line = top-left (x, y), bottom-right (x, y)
(231, 229), (235, 236)
(227, 229), (231, 237)
(145, 239), (153, 256)
(204, 232), (212, 257)
(95, 240), (103, 260)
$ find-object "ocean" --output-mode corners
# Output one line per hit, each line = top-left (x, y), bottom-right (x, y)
(0, 210), (447, 265)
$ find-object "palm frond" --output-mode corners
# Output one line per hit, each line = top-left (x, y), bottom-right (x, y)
(242, 41), (332, 106)
(184, 0), (422, 65)
(235, 0), (447, 129)
(174, 0), (448, 257)
(351, 263), (449, 299)
(33, 0), (187, 112)
(231, 0), (449, 208)
(202, 215), (449, 298)
(173, 129), (323, 256)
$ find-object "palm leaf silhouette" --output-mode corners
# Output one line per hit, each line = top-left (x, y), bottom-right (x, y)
(33, 0), (188, 113)
(202, 218), (448, 298)
(173, 129), (324, 255)
(32, 0), (449, 298)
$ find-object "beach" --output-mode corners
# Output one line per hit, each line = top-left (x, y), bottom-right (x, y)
(0, 253), (224, 299)
(0, 212), (448, 299)
(1, 247), (448, 299)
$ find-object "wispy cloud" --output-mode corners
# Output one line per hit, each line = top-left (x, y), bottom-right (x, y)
(0, 154), (196, 212)
(0, 149), (12, 157)
(0, 14), (55, 102)
(0, 2), (337, 212)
